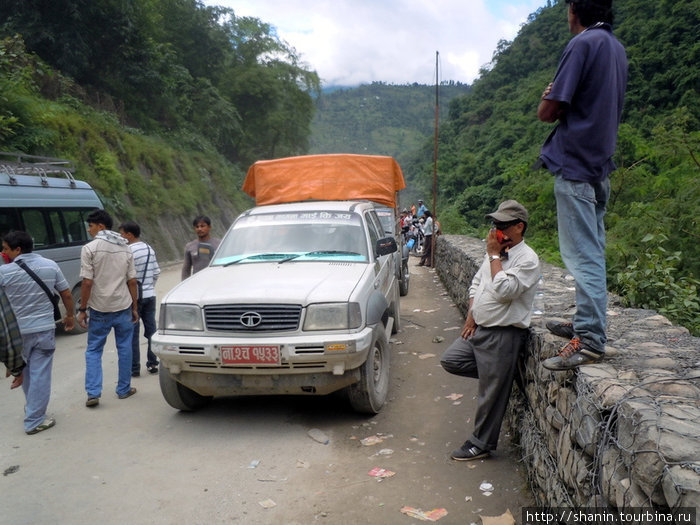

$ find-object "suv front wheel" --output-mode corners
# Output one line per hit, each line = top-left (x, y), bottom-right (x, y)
(346, 326), (390, 414)
(159, 367), (213, 411)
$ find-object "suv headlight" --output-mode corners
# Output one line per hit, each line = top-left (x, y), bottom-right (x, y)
(161, 304), (204, 331)
(304, 302), (362, 330)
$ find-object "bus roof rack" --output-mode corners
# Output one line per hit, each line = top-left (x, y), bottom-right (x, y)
(0, 151), (77, 188)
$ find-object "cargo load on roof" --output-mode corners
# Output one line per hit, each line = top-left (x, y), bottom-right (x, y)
(242, 154), (406, 208)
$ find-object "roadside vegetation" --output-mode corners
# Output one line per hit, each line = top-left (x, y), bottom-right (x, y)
(1, 0), (697, 333)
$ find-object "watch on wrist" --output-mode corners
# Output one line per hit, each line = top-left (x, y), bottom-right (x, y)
(489, 254), (501, 262)
(78, 307), (87, 312)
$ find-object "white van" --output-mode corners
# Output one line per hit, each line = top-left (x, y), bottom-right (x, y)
(0, 152), (103, 331)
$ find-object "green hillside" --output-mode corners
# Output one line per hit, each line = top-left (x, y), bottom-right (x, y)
(0, 0), (697, 332)
(402, 0), (699, 333)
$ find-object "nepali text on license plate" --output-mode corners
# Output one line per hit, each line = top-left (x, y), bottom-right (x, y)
(221, 345), (280, 365)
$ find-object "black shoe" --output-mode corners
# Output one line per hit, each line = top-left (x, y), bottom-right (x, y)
(131, 371), (140, 377)
(450, 441), (490, 461)
(545, 320), (575, 339)
(86, 397), (100, 408)
(147, 365), (158, 374)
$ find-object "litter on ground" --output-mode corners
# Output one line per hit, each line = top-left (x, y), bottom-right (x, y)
(368, 467), (396, 478)
(400, 506), (448, 521)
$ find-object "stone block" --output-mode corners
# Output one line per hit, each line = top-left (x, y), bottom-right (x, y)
(546, 404), (565, 431)
(617, 400), (700, 505)
(593, 378), (635, 408)
(641, 357), (681, 369)
(556, 387), (576, 418)
(662, 463), (700, 511)
(643, 381), (700, 398)
(601, 446), (629, 505)
(570, 397), (602, 456)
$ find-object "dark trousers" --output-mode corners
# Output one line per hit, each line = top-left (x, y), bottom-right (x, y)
(420, 235), (433, 266)
(132, 296), (158, 372)
(440, 325), (527, 451)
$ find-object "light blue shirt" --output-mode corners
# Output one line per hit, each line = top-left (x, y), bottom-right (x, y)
(0, 253), (69, 334)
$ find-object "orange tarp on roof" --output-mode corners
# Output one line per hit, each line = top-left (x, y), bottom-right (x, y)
(242, 154), (406, 208)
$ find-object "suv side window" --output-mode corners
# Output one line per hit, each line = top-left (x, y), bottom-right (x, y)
(365, 213), (380, 256)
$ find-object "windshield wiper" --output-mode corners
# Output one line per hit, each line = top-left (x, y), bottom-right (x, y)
(278, 250), (361, 264)
(223, 253), (290, 266)
(306, 250), (361, 256)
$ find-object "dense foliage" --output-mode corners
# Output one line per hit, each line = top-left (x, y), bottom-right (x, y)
(0, 0), (319, 167)
(400, 0), (699, 333)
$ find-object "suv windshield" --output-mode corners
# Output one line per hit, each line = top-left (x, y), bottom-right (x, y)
(212, 210), (369, 265)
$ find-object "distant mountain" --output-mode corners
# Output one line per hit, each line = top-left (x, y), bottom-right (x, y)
(310, 82), (470, 170)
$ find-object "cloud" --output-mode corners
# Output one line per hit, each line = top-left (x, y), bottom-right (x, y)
(205, 0), (545, 86)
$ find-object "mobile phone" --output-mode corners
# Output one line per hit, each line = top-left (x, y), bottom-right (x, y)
(496, 229), (505, 243)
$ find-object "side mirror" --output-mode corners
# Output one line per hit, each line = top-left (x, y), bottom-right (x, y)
(376, 236), (398, 257)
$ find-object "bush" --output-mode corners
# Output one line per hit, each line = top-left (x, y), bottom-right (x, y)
(614, 233), (700, 335)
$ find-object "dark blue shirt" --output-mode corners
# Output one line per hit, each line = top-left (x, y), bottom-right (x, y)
(540, 24), (628, 182)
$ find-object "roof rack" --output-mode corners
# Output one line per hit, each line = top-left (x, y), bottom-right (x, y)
(0, 151), (77, 188)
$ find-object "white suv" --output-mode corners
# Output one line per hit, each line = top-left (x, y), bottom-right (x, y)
(153, 200), (400, 413)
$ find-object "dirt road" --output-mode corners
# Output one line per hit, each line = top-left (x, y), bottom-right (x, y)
(0, 258), (533, 524)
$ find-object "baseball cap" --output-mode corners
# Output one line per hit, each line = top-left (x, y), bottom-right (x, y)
(485, 200), (529, 223)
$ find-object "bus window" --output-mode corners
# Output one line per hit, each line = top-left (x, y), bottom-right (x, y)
(48, 210), (68, 245)
(20, 209), (51, 248)
(0, 208), (20, 239)
(63, 209), (89, 243)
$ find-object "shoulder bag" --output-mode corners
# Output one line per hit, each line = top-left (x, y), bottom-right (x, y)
(15, 259), (62, 321)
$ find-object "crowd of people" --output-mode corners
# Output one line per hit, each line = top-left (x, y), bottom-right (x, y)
(0, 211), (219, 433)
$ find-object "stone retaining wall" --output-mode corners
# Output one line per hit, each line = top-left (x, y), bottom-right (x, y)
(434, 235), (700, 513)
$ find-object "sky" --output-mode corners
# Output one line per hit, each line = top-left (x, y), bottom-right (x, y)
(203, 0), (548, 87)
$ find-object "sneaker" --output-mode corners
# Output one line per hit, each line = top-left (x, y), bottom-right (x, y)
(545, 320), (574, 339)
(542, 338), (603, 371)
(86, 397), (100, 407)
(118, 387), (137, 399)
(450, 440), (490, 461)
(147, 364), (158, 374)
(26, 417), (56, 435)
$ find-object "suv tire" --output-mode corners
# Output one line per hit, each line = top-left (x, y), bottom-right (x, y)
(346, 327), (390, 414)
(159, 368), (213, 411)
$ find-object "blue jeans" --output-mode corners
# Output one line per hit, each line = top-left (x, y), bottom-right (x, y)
(21, 329), (56, 432)
(132, 296), (158, 373)
(554, 175), (610, 352)
(85, 307), (134, 398)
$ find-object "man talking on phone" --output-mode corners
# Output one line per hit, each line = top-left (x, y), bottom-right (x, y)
(440, 200), (540, 461)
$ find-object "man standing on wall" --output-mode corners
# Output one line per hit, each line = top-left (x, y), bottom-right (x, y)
(181, 215), (221, 280)
(1, 231), (74, 434)
(78, 209), (138, 407)
(440, 201), (540, 460)
(537, 0), (627, 370)
(119, 221), (160, 377)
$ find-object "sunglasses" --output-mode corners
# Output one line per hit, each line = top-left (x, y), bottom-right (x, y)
(493, 220), (521, 231)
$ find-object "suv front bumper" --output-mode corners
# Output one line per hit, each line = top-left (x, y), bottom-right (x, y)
(152, 327), (375, 396)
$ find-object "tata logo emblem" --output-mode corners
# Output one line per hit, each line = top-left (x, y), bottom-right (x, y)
(240, 311), (262, 327)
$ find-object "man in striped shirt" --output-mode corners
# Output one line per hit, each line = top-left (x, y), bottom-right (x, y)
(1, 231), (75, 434)
(119, 221), (161, 376)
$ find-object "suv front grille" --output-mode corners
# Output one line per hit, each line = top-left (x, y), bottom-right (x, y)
(204, 304), (302, 332)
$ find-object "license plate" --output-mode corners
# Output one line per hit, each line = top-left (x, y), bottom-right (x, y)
(221, 345), (280, 365)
